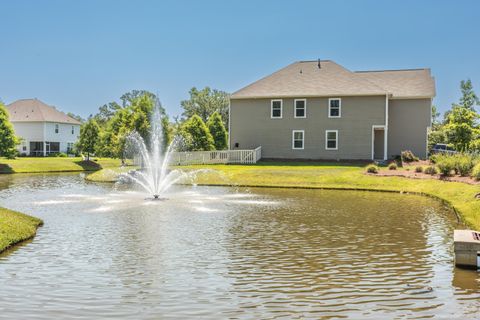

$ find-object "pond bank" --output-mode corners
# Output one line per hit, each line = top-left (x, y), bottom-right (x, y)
(0, 157), (128, 174)
(87, 162), (480, 229)
(0, 207), (43, 253)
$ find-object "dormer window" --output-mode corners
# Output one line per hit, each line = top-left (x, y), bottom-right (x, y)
(328, 98), (341, 118)
(294, 99), (306, 118)
(55, 124), (59, 134)
(271, 99), (282, 118)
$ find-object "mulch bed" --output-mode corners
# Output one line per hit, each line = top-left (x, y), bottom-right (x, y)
(369, 159), (479, 185)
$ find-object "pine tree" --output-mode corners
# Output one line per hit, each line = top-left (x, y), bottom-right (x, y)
(207, 111), (228, 150)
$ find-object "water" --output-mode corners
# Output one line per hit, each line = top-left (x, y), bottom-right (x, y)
(0, 174), (479, 319)
(120, 100), (202, 198)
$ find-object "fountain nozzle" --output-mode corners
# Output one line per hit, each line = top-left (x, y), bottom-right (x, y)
(153, 194), (160, 199)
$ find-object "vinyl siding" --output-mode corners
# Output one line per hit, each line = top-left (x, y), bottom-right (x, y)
(387, 99), (431, 159)
(230, 96), (386, 159)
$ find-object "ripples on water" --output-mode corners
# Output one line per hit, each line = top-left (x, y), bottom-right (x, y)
(0, 173), (479, 319)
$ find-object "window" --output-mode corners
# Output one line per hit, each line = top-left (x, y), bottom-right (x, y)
(271, 99), (283, 118)
(328, 98), (341, 118)
(71, 126), (75, 134)
(55, 124), (59, 134)
(67, 142), (74, 154)
(292, 130), (304, 150)
(294, 99), (306, 118)
(325, 130), (338, 150)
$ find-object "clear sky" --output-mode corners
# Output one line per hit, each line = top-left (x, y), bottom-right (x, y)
(1, 0), (479, 119)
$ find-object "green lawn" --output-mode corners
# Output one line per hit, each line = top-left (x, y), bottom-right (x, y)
(0, 207), (43, 253)
(88, 161), (480, 229)
(0, 157), (127, 174)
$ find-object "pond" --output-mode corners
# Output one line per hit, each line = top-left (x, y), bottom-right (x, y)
(0, 173), (479, 319)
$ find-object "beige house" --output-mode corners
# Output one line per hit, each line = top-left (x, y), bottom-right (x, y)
(6, 99), (81, 156)
(229, 60), (435, 160)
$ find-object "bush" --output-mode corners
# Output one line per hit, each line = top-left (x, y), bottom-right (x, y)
(424, 165), (438, 175)
(56, 152), (68, 157)
(388, 162), (397, 170)
(429, 153), (441, 164)
(454, 154), (474, 176)
(366, 164), (379, 174)
(401, 150), (419, 163)
(471, 163), (480, 180)
(415, 166), (423, 173)
(436, 157), (456, 176)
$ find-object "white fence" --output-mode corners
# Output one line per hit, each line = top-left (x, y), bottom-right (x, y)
(171, 146), (262, 165)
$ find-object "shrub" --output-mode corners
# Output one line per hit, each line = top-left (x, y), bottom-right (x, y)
(401, 150), (419, 163)
(429, 153), (441, 164)
(424, 165), (438, 175)
(454, 154), (474, 176)
(436, 157), (456, 176)
(56, 152), (68, 157)
(366, 164), (379, 174)
(388, 162), (397, 170)
(415, 166), (423, 173)
(471, 163), (480, 180)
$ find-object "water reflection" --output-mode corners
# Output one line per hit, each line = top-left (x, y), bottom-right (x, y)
(0, 174), (478, 319)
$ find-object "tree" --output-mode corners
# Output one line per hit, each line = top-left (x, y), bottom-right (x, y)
(78, 119), (100, 160)
(0, 103), (18, 159)
(178, 115), (215, 151)
(459, 79), (480, 110)
(207, 111), (228, 150)
(444, 105), (479, 152)
(181, 87), (229, 127)
(67, 112), (85, 123)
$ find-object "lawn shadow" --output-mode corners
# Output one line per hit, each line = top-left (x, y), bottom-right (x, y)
(0, 164), (14, 173)
(74, 160), (103, 171)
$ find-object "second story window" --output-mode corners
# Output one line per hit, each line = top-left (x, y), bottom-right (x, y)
(72, 126), (75, 134)
(55, 124), (59, 134)
(271, 99), (282, 118)
(294, 99), (306, 118)
(328, 98), (341, 118)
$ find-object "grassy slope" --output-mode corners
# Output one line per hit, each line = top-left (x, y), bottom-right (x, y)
(86, 167), (136, 182)
(0, 157), (125, 174)
(0, 207), (43, 252)
(90, 161), (480, 229)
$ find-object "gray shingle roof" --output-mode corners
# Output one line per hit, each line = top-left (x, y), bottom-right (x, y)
(6, 99), (81, 125)
(231, 60), (435, 99)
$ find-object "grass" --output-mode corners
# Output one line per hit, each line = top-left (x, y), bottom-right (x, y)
(86, 166), (136, 182)
(0, 207), (43, 253)
(88, 161), (480, 229)
(0, 157), (128, 174)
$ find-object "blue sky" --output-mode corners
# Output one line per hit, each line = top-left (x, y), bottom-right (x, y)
(1, 0), (479, 119)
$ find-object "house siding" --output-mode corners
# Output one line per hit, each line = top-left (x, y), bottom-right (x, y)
(230, 96), (386, 159)
(387, 99), (431, 159)
(11, 121), (80, 155)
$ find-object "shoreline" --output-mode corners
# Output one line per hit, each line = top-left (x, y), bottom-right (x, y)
(0, 207), (43, 254)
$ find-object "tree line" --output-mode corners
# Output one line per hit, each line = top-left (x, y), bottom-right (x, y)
(77, 87), (229, 161)
(429, 79), (480, 153)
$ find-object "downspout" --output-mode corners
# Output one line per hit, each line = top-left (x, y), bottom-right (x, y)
(228, 100), (231, 150)
(384, 94), (389, 160)
(43, 122), (47, 157)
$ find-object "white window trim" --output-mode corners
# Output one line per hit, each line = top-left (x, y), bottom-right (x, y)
(371, 125), (386, 160)
(328, 98), (342, 118)
(325, 130), (338, 150)
(271, 99), (283, 119)
(294, 99), (307, 118)
(292, 130), (305, 150)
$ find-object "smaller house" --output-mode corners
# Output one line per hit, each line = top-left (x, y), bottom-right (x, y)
(6, 99), (81, 156)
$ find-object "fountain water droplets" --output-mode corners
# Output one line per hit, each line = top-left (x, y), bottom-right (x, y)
(119, 99), (200, 199)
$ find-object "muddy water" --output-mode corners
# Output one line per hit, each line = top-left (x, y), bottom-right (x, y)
(0, 174), (478, 319)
